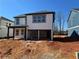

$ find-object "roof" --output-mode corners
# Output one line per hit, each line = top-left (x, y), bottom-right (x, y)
(73, 8), (79, 11)
(0, 16), (14, 22)
(67, 9), (79, 22)
(14, 11), (55, 18)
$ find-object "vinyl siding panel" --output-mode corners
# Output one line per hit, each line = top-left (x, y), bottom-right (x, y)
(27, 14), (53, 30)
(68, 11), (79, 28)
(68, 27), (79, 36)
(15, 18), (25, 26)
(68, 10), (79, 37)
(0, 19), (14, 38)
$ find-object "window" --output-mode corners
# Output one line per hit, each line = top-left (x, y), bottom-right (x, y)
(21, 29), (24, 35)
(9, 23), (11, 26)
(42, 16), (46, 22)
(25, 17), (27, 25)
(33, 15), (46, 23)
(16, 29), (19, 36)
(16, 18), (19, 25)
(6, 23), (8, 27)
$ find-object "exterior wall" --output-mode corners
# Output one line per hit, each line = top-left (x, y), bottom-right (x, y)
(14, 29), (51, 40)
(68, 27), (79, 36)
(15, 18), (25, 26)
(0, 27), (7, 37)
(1, 19), (14, 26)
(14, 13), (54, 40)
(14, 28), (24, 39)
(27, 14), (53, 30)
(15, 14), (53, 30)
(68, 11), (79, 28)
(68, 10), (79, 37)
(0, 19), (14, 38)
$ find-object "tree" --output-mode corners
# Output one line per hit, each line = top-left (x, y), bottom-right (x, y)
(54, 12), (65, 34)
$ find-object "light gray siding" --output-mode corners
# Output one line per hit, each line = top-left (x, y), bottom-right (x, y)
(27, 14), (53, 30)
(68, 27), (79, 36)
(68, 10), (79, 36)
(14, 13), (54, 40)
(0, 18), (14, 38)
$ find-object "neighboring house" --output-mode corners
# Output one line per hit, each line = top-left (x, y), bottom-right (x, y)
(7, 11), (55, 40)
(0, 16), (14, 38)
(68, 9), (79, 38)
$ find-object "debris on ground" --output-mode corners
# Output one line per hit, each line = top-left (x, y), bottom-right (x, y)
(0, 40), (79, 59)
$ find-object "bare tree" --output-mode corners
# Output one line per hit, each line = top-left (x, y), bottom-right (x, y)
(55, 12), (65, 34)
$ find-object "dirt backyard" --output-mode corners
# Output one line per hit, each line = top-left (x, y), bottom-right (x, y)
(0, 39), (79, 59)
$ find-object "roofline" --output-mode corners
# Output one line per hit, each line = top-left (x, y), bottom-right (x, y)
(25, 12), (55, 15)
(67, 25), (79, 30)
(67, 10), (72, 22)
(14, 16), (25, 18)
(67, 9), (79, 22)
(53, 12), (55, 22)
(0, 16), (14, 22)
(14, 11), (55, 23)
(14, 11), (55, 18)
(73, 8), (79, 11)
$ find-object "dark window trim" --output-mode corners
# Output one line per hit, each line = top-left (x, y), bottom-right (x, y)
(21, 29), (24, 35)
(9, 23), (11, 26)
(16, 29), (19, 36)
(16, 18), (19, 25)
(32, 15), (46, 23)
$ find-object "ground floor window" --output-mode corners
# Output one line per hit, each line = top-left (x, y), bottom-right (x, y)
(21, 29), (24, 35)
(28, 30), (38, 39)
(16, 29), (19, 36)
(40, 30), (47, 38)
(28, 30), (51, 40)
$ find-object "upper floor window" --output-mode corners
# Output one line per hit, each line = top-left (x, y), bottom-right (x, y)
(16, 18), (19, 25)
(9, 23), (11, 26)
(33, 15), (46, 23)
(6, 23), (8, 27)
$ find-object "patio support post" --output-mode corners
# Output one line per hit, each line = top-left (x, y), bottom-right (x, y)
(26, 28), (28, 40)
(25, 27), (26, 40)
(13, 28), (15, 40)
(38, 30), (40, 40)
(51, 30), (53, 41)
(7, 27), (9, 39)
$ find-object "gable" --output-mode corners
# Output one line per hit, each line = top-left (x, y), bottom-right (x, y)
(68, 10), (79, 22)
(68, 10), (79, 27)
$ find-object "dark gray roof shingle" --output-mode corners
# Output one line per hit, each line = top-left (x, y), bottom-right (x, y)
(0, 16), (14, 22)
(14, 11), (55, 18)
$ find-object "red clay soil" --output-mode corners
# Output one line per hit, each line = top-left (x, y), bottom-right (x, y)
(0, 40), (79, 59)
(49, 41), (79, 59)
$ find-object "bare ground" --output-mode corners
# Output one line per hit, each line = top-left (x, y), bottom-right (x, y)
(0, 39), (79, 59)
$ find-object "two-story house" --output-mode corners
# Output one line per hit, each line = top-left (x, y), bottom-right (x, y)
(0, 16), (14, 38)
(7, 11), (55, 40)
(68, 9), (79, 38)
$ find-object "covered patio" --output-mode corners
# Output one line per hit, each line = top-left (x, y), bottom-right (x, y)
(7, 26), (52, 40)
(7, 26), (28, 40)
(28, 30), (51, 40)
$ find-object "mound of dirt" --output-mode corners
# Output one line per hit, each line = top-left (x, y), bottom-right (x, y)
(0, 40), (79, 59)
